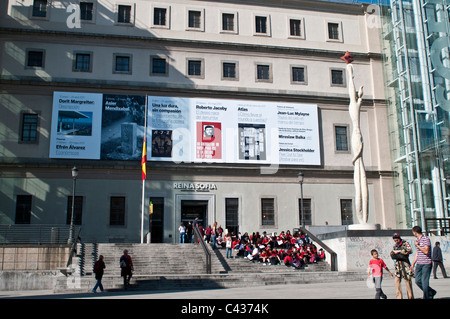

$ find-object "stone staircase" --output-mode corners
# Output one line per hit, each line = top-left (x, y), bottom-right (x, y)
(54, 243), (364, 293)
(79, 243), (226, 276)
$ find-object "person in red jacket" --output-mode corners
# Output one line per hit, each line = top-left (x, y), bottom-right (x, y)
(368, 249), (393, 299)
(270, 248), (281, 265)
(260, 249), (269, 264)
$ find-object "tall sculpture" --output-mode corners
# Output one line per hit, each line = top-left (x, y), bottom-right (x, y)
(341, 51), (368, 224)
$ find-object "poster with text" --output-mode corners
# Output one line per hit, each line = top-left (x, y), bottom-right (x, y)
(49, 93), (320, 165)
(49, 92), (103, 159)
(147, 96), (321, 165)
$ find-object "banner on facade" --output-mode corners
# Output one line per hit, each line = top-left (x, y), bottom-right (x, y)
(49, 92), (321, 166)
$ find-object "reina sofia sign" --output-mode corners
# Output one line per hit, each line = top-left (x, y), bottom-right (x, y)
(173, 182), (218, 191)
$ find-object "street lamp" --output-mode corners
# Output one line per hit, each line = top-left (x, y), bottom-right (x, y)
(68, 166), (78, 244)
(298, 172), (305, 228)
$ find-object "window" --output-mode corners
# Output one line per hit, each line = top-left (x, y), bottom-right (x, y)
(327, 22), (341, 41)
(154, 8), (167, 26)
(67, 196), (83, 226)
(290, 19), (302, 37)
(222, 13), (235, 31)
(118, 5), (131, 24)
(187, 59), (203, 78)
(331, 69), (345, 86)
(15, 195), (32, 224)
(255, 16), (267, 34)
(114, 54), (131, 74)
(299, 198), (312, 226)
(26, 50), (44, 68)
(21, 113), (39, 143)
(335, 125), (349, 152)
(340, 199), (353, 225)
(32, 0), (47, 18)
(291, 66), (306, 84)
(80, 2), (93, 21)
(261, 198), (275, 226)
(222, 62), (237, 80)
(256, 64), (271, 82)
(225, 198), (239, 235)
(188, 10), (202, 29)
(73, 52), (92, 72)
(151, 56), (167, 75)
(110, 196), (126, 226)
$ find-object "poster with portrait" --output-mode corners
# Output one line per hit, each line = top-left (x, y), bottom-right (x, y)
(196, 122), (222, 160)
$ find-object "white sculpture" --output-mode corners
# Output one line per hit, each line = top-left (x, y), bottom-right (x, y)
(342, 52), (368, 224)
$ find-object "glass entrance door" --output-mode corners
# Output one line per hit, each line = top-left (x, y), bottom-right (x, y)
(181, 200), (208, 227)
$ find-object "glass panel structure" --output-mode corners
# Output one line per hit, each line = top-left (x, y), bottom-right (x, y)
(379, 0), (450, 233)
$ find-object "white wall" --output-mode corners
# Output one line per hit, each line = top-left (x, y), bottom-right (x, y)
(323, 234), (450, 273)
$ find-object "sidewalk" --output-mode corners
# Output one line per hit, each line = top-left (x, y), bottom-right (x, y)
(1, 276), (449, 300)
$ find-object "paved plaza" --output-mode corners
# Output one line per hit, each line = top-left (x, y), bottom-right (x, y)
(1, 276), (449, 300)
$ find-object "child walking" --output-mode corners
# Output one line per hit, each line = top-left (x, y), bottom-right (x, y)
(368, 249), (393, 299)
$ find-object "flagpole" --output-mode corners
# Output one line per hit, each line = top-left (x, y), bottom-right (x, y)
(141, 95), (148, 244)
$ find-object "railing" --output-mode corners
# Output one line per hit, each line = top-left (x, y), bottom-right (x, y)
(425, 218), (450, 236)
(297, 227), (338, 271)
(66, 228), (82, 268)
(0, 224), (79, 244)
(193, 225), (211, 274)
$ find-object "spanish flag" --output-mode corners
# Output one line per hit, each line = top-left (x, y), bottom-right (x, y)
(141, 136), (147, 181)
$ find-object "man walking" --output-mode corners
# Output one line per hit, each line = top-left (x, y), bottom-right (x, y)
(432, 242), (448, 279)
(411, 226), (436, 299)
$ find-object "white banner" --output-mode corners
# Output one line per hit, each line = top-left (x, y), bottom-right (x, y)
(148, 96), (321, 165)
(49, 92), (103, 159)
(49, 93), (321, 166)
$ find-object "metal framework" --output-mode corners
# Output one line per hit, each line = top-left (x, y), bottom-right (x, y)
(381, 0), (450, 232)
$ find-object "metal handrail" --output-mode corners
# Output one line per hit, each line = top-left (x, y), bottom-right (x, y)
(425, 218), (450, 236)
(0, 224), (75, 244)
(66, 228), (82, 268)
(298, 227), (338, 271)
(193, 225), (211, 274)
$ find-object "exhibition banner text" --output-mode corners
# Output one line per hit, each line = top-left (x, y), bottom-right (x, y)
(49, 92), (321, 166)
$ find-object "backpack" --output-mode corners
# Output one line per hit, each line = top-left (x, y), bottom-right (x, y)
(93, 261), (102, 273)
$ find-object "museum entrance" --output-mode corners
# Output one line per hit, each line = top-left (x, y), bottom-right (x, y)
(181, 200), (208, 230)
(149, 197), (164, 243)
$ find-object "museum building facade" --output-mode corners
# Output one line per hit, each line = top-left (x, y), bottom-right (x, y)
(0, 0), (395, 243)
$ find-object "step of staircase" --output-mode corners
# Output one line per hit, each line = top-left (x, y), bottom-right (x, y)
(78, 243), (226, 276)
(54, 242), (358, 294)
(211, 248), (330, 273)
(55, 271), (366, 293)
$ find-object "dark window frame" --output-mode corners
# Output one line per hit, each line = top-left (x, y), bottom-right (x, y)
(32, 0), (48, 18)
(117, 5), (132, 24)
(340, 199), (354, 225)
(261, 197), (276, 226)
(66, 196), (83, 226)
(20, 113), (39, 143)
(15, 195), (32, 224)
(110, 196), (126, 226)
(80, 2), (94, 21)
(298, 198), (312, 226)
